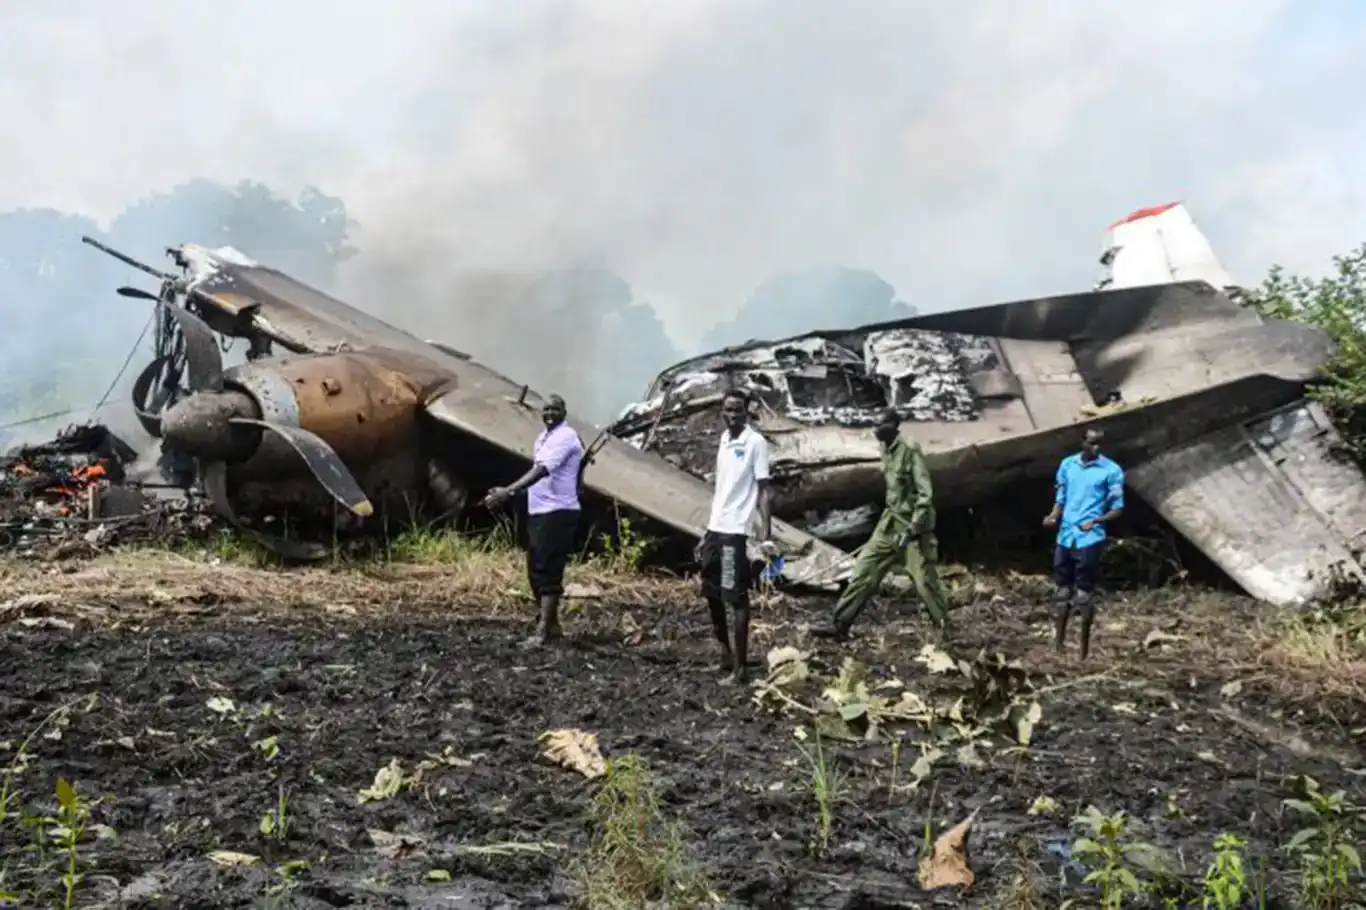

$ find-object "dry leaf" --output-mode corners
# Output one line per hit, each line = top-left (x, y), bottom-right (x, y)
(537, 729), (606, 779)
(16, 617), (74, 631)
(207, 850), (260, 867)
(358, 759), (408, 803)
(917, 810), (977, 890)
(1142, 629), (1185, 649)
(368, 828), (427, 859)
(915, 644), (957, 675)
(206, 697), (236, 715)
(620, 612), (645, 646)
(0, 594), (61, 613)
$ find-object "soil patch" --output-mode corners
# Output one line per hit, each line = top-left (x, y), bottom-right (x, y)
(0, 557), (1362, 908)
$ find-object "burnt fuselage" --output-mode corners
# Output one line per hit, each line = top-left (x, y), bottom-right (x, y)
(611, 282), (1336, 542)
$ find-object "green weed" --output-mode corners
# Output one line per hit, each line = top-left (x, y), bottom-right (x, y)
(574, 753), (714, 910)
(53, 778), (88, 910)
(795, 731), (847, 857)
(1070, 806), (1157, 909)
(1200, 832), (1248, 909)
(1283, 776), (1362, 909)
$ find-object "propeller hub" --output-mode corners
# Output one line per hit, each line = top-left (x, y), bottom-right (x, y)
(161, 390), (258, 462)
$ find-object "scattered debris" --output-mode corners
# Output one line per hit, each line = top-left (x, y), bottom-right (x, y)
(917, 810), (978, 890)
(538, 729), (607, 779)
(358, 759), (411, 803)
(1, 423), (214, 558)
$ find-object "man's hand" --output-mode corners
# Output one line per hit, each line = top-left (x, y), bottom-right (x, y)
(482, 486), (512, 509)
(693, 540), (705, 564)
(1042, 514), (1058, 529)
(1079, 519), (1096, 531)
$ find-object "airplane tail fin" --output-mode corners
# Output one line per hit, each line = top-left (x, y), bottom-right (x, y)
(1097, 202), (1236, 292)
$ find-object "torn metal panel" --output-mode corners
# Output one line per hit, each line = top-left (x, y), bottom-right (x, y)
(80, 239), (850, 584)
(1127, 400), (1366, 605)
(612, 276), (1366, 603)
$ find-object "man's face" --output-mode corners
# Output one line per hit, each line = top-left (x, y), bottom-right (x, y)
(874, 422), (899, 447)
(721, 396), (747, 431)
(542, 400), (565, 428)
(1081, 432), (1101, 461)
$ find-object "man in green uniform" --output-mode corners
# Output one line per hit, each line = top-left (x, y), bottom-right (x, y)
(810, 409), (951, 640)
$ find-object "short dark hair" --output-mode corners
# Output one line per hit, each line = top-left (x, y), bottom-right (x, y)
(878, 408), (901, 427)
(722, 389), (750, 407)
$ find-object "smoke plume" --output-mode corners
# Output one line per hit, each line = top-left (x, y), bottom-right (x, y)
(2, 1), (1365, 426)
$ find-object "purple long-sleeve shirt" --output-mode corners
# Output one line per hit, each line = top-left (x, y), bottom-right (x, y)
(528, 423), (584, 515)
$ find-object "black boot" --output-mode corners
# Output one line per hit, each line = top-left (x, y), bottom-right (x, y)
(521, 594), (563, 649)
(1052, 587), (1073, 654)
(1076, 591), (1095, 661)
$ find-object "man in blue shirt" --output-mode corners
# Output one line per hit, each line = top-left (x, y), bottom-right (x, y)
(1042, 428), (1124, 660)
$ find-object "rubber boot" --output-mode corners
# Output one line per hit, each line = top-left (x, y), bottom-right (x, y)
(1076, 591), (1095, 661)
(521, 594), (563, 649)
(1052, 587), (1073, 654)
(707, 597), (734, 671)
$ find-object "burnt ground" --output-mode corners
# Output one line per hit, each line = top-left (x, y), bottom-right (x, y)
(1, 553), (1364, 909)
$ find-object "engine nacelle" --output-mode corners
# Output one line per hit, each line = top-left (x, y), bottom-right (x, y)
(224, 352), (427, 493)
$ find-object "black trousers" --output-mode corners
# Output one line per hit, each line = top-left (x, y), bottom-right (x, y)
(1053, 542), (1104, 595)
(527, 509), (579, 598)
(699, 531), (751, 609)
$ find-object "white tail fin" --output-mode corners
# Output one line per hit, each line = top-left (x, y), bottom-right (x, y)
(1097, 202), (1236, 291)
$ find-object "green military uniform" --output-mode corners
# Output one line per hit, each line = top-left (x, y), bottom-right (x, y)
(831, 437), (951, 630)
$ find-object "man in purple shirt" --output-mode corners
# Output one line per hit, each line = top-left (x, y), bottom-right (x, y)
(481, 394), (584, 647)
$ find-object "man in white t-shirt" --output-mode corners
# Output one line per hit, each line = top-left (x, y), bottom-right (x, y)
(695, 389), (776, 684)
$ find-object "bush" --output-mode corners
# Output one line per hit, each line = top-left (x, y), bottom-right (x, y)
(1238, 244), (1366, 459)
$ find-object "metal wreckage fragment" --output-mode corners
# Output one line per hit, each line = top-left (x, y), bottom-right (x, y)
(610, 280), (1366, 606)
(0, 424), (217, 557)
(8, 223), (1366, 606)
(0, 235), (851, 581)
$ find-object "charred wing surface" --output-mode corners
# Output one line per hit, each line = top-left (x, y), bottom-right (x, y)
(422, 392), (850, 586)
(1128, 400), (1366, 605)
(176, 246), (850, 584)
(612, 281), (1366, 597)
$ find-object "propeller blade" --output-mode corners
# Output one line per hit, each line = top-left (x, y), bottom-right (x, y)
(130, 357), (169, 437)
(227, 419), (374, 518)
(200, 459), (235, 522)
(200, 460), (331, 562)
(116, 285), (161, 301)
(122, 287), (223, 393)
(157, 305), (224, 394)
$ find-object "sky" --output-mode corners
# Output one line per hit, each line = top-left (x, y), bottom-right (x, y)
(2, 0), (1363, 350)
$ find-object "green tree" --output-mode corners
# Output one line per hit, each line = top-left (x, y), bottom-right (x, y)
(1, 181), (356, 438)
(1239, 245), (1366, 458)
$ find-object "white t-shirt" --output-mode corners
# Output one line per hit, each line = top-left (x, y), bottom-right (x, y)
(708, 425), (771, 536)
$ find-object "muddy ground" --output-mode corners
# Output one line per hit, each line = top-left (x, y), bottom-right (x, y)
(1, 555), (1363, 909)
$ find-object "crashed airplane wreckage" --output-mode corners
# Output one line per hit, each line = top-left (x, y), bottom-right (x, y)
(611, 204), (1366, 606)
(75, 236), (852, 582)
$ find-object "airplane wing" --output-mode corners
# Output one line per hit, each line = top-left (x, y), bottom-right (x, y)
(1125, 399), (1366, 605)
(175, 245), (853, 586)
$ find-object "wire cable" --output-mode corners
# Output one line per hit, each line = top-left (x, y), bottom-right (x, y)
(0, 311), (156, 434)
(91, 310), (156, 418)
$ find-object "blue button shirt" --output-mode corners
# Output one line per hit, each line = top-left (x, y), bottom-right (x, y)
(1055, 453), (1124, 549)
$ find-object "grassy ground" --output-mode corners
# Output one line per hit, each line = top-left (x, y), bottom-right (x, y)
(1, 532), (1364, 908)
